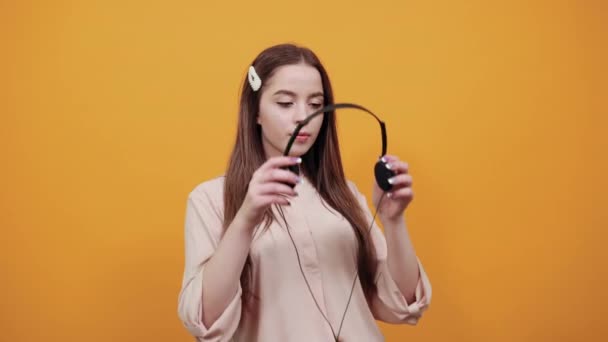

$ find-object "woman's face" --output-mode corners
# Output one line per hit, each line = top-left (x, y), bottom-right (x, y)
(257, 63), (325, 158)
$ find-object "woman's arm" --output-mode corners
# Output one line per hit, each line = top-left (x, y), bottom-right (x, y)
(379, 216), (420, 303)
(201, 156), (301, 327)
(200, 209), (256, 327)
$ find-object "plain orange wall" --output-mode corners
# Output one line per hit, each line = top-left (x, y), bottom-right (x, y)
(1, 0), (606, 341)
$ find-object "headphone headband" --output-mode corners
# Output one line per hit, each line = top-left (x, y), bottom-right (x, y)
(282, 103), (388, 158)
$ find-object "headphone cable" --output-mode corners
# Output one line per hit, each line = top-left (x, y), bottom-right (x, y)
(278, 192), (386, 342)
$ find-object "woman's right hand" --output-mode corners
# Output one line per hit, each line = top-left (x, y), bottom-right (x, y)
(238, 156), (302, 226)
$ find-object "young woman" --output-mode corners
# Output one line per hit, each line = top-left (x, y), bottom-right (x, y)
(178, 43), (432, 342)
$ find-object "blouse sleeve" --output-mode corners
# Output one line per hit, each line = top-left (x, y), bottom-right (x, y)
(177, 183), (242, 341)
(348, 181), (432, 325)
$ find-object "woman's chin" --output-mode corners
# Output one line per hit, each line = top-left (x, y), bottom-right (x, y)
(286, 146), (310, 157)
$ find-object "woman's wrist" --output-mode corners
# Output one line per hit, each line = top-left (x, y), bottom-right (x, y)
(232, 205), (261, 236)
(378, 213), (406, 229)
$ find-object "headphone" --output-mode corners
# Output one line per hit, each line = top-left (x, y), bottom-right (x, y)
(283, 103), (396, 191)
(279, 103), (394, 341)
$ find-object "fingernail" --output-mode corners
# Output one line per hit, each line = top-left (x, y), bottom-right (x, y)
(385, 163), (392, 170)
(291, 157), (302, 163)
(387, 192), (392, 198)
(388, 177), (395, 184)
(381, 156), (387, 163)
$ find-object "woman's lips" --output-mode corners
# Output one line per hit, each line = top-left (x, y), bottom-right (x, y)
(293, 133), (311, 143)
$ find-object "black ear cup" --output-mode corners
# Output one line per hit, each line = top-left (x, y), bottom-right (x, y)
(287, 164), (300, 176)
(282, 164), (300, 188)
(374, 159), (395, 191)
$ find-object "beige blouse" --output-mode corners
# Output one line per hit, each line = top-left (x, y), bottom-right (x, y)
(177, 175), (432, 342)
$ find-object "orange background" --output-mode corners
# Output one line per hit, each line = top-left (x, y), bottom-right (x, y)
(1, 1), (606, 341)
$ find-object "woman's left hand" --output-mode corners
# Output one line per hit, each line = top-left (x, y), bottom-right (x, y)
(372, 155), (414, 223)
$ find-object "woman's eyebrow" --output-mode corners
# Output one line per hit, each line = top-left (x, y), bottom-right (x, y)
(272, 90), (324, 99)
(308, 91), (324, 99)
(272, 90), (296, 96)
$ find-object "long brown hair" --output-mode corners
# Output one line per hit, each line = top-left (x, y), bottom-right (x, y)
(223, 43), (378, 303)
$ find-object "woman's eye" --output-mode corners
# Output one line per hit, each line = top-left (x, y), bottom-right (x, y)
(277, 102), (293, 108)
(310, 103), (323, 109)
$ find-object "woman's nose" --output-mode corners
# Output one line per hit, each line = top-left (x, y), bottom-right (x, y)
(294, 103), (308, 122)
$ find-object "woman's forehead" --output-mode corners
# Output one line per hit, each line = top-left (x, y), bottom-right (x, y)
(265, 64), (323, 93)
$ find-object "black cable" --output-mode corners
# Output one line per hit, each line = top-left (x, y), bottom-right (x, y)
(336, 192), (385, 340)
(277, 206), (338, 340)
(277, 191), (387, 342)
